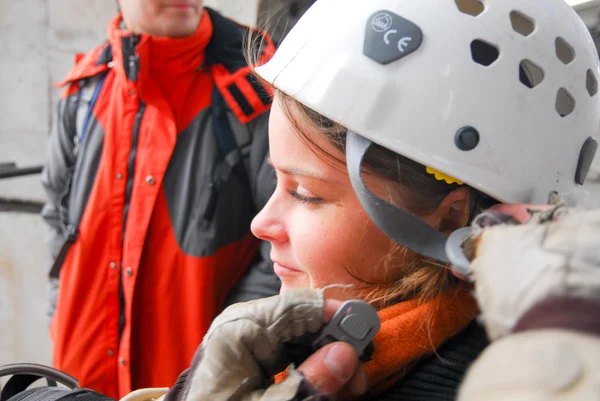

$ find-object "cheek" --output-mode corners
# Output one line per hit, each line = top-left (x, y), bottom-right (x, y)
(352, 224), (405, 284)
(303, 213), (402, 289)
(142, 2), (160, 20)
(292, 211), (377, 285)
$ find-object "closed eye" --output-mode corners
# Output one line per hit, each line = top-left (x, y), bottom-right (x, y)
(288, 190), (325, 205)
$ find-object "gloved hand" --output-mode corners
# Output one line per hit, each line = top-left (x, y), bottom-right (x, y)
(465, 205), (600, 340)
(457, 205), (600, 401)
(163, 288), (366, 401)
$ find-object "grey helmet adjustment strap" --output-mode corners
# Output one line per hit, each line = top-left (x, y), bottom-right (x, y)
(346, 131), (452, 265)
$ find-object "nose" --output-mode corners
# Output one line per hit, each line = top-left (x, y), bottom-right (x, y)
(251, 194), (288, 244)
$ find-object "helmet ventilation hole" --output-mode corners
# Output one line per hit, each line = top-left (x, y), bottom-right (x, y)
(519, 60), (544, 88)
(555, 37), (575, 64)
(586, 69), (598, 97)
(510, 11), (535, 37)
(555, 88), (575, 117)
(455, 0), (484, 17)
(471, 39), (499, 66)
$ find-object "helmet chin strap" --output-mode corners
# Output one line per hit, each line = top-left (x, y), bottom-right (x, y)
(346, 131), (452, 264)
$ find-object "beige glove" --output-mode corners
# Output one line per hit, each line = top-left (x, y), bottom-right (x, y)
(465, 206), (600, 340)
(459, 328), (600, 401)
(172, 288), (328, 401)
(457, 206), (600, 401)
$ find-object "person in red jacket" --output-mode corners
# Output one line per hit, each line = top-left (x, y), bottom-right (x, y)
(40, 1), (279, 398)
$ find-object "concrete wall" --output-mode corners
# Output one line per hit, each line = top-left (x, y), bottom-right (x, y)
(0, 212), (51, 366)
(0, 0), (116, 369)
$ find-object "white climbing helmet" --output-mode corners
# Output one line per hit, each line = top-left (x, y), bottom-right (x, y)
(257, 0), (600, 204)
(256, 0), (600, 264)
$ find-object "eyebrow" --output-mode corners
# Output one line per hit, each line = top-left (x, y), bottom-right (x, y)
(267, 157), (339, 184)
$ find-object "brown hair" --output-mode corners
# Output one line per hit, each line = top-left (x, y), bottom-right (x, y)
(277, 92), (473, 307)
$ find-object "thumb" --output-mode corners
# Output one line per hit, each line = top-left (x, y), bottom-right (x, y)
(296, 342), (365, 396)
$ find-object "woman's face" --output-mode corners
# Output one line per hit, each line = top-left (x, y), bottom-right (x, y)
(251, 96), (409, 300)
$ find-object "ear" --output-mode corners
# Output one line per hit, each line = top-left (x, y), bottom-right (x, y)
(428, 187), (471, 234)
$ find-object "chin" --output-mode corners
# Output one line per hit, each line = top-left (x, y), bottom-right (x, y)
(155, 17), (200, 37)
(279, 282), (296, 293)
(278, 280), (310, 293)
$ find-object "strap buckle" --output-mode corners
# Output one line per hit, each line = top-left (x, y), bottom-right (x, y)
(312, 300), (381, 361)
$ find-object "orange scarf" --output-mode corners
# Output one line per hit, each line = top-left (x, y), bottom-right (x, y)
(275, 282), (478, 395)
(364, 281), (478, 395)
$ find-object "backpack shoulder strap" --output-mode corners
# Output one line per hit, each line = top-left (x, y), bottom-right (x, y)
(75, 73), (107, 148)
(211, 85), (251, 187)
(48, 73), (106, 280)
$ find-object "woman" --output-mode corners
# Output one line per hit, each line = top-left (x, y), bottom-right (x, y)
(248, 90), (485, 398)
(144, 0), (600, 400)
(246, 0), (598, 397)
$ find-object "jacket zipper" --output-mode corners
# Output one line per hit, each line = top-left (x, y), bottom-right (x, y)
(118, 34), (144, 343)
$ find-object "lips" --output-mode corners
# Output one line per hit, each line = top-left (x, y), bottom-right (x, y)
(273, 261), (303, 276)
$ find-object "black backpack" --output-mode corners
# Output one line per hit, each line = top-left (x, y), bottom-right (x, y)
(0, 364), (113, 401)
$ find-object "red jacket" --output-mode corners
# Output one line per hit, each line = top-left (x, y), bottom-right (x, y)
(41, 9), (277, 399)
